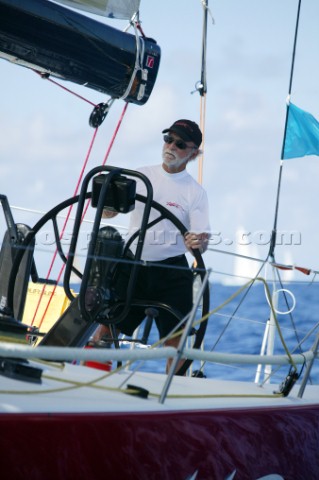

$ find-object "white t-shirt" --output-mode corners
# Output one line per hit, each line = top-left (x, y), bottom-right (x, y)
(126, 164), (210, 261)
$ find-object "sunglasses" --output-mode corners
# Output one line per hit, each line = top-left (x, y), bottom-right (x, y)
(163, 134), (196, 150)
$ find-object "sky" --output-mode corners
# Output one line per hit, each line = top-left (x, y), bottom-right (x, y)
(1, 0), (319, 285)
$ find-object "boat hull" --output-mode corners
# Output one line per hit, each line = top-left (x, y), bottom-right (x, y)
(1, 404), (318, 479)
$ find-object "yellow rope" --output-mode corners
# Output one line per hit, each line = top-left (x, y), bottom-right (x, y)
(0, 277), (296, 398)
(148, 276), (298, 373)
(0, 372), (284, 400)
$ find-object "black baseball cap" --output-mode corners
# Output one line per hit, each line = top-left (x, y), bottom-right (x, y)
(162, 119), (202, 147)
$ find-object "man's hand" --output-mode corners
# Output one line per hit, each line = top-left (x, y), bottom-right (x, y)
(184, 232), (209, 254)
(102, 209), (118, 219)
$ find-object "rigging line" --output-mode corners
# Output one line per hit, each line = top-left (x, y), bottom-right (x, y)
(134, 12), (146, 39)
(270, 271), (316, 388)
(206, 260), (268, 357)
(207, 247), (319, 277)
(272, 267), (304, 352)
(207, 246), (268, 265)
(37, 102), (129, 329)
(31, 128), (99, 328)
(9, 205), (127, 229)
(281, 0), (302, 160)
(268, 0), (302, 260)
(268, 161), (284, 260)
(102, 102), (129, 166)
(81, 102), (129, 222)
(261, 340), (308, 387)
(198, 95), (206, 185)
(117, 21), (146, 103)
(203, 277), (298, 374)
(124, 10), (140, 33)
(32, 69), (96, 107)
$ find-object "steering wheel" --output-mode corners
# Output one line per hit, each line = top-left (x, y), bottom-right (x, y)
(7, 189), (209, 376)
(132, 194), (210, 376)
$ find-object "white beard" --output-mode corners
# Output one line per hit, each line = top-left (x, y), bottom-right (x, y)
(162, 150), (192, 170)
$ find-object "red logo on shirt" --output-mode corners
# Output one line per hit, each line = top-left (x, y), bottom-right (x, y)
(166, 201), (185, 212)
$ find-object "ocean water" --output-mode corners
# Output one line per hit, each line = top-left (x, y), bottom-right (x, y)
(132, 281), (319, 383)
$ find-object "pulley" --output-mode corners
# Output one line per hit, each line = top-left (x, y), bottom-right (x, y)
(89, 102), (111, 128)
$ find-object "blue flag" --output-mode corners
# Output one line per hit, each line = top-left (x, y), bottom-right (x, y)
(283, 103), (319, 159)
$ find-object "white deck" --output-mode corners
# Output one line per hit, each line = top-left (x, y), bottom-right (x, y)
(1, 358), (319, 415)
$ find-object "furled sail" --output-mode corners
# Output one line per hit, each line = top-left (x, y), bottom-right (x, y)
(53, 0), (141, 19)
(0, 0), (160, 105)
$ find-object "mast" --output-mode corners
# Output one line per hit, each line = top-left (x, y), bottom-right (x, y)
(197, 0), (209, 185)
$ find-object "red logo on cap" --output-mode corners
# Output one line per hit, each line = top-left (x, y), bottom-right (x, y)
(176, 121), (193, 131)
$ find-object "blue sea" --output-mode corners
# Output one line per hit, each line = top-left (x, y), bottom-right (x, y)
(132, 281), (319, 383)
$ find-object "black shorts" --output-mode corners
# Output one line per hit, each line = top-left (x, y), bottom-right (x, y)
(114, 254), (193, 339)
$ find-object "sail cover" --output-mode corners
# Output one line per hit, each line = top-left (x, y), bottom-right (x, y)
(0, 0), (160, 105)
(54, 0), (141, 20)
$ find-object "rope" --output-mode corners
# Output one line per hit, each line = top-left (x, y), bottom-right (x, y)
(118, 21), (147, 102)
(31, 128), (99, 329)
(35, 103), (129, 328)
(32, 69), (96, 107)
(198, 95), (206, 185)
(206, 246), (319, 281)
(0, 365), (284, 399)
(144, 276), (297, 374)
(271, 262), (311, 276)
(27, 72), (129, 329)
(80, 102), (129, 220)
(135, 20), (146, 38)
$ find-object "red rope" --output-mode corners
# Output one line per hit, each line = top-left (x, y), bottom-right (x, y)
(31, 128), (99, 327)
(32, 69), (96, 107)
(34, 103), (129, 330)
(82, 102), (129, 219)
(271, 262), (311, 276)
(136, 22), (146, 38)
